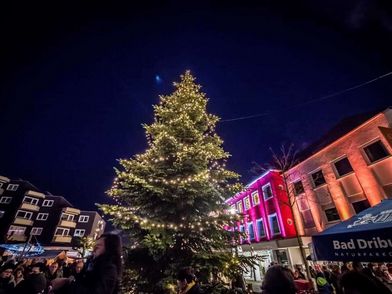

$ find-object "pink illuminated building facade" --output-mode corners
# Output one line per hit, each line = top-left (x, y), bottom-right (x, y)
(226, 170), (297, 243)
(226, 170), (308, 281)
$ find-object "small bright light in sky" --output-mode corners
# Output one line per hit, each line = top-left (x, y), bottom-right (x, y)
(155, 75), (162, 84)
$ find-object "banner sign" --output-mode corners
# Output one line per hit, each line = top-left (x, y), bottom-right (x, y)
(312, 200), (392, 262)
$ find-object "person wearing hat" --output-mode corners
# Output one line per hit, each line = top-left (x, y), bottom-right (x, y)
(0, 264), (15, 294)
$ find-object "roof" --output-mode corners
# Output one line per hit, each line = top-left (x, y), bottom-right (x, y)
(296, 107), (390, 162)
(44, 195), (73, 207)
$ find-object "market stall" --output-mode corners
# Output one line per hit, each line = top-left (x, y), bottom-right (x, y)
(312, 199), (392, 262)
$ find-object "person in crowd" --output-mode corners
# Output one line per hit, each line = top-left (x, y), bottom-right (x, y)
(261, 265), (297, 294)
(315, 272), (333, 294)
(51, 233), (122, 294)
(329, 264), (342, 294)
(321, 265), (332, 284)
(14, 266), (24, 288)
(293, 269), (302, 280)
(69, 261), (84, 283)
(352, 261), (363, 273)
(340, 270), (391, 294)
(23, 262), (47, 294)
(0, 264), (15, 294)
(46, 262), (62, 281)
(294, 266), (306, 280)
(177, 267), (201, 294)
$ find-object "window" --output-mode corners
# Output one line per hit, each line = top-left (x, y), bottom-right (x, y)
(74, 229), (85, 237)
(15, 210), (32, 220)
(8, 225), (26, 236)
(0, 196), (12, 204)
(42, 200), (54, 207)
(7, 184), (19, 191)
(262, 183), (273, 200)
(237, 201), (243, 213)
(55, 227), (70, 236)
(36, 213), (49, 221)
(243, 196), (251, 210)
(311, 170), (326, 187)
(247, 222), (255, 241)
(61, 213), (75, 221)
(23, 196), (39, 206)
(334, 157), (353, 177)
(293, 181), (305, 195)
(31, 227), (43, 235)
(79, 215), (90, 223)
(363, 140), (389, 163)
(256, 219), (265, 237)
(301, 210), (315, 229)
(0, 210), (5, 218)
(325, 208), (340, 222)
(269, 214), (281, 235)
(251, 191), (260, 206)
(352, 200), (370, 214)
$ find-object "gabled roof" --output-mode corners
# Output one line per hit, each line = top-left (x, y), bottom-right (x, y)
(296, 107), (390, 162)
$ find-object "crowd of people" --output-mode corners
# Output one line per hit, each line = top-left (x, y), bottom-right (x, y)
(261, 261), (392, 294)
(0, 233), (122, 294)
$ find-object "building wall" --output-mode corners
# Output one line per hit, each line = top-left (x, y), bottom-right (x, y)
(76, 211), (106, 240)
(227, 170), (297, 244)
(286, 109), (392, 235)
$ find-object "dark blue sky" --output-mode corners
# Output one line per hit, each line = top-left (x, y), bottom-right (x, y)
(1, 1), (391, 209)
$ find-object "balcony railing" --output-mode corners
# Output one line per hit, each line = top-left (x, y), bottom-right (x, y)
(26, 190), (45, 198)
(20, 203), (40, 211)
(59, 220), (77, 228)
(8, 235), (27, 242)
(14, 218), (33, 226)
(52, 235), (72, 243)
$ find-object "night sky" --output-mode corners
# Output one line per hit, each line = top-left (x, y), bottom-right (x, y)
(1, 1), (391, 210)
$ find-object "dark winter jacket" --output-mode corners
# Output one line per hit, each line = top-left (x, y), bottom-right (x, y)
(0, 277), (14, 294)
(68, 255), (119, 294)
(23, 273), (47, 294)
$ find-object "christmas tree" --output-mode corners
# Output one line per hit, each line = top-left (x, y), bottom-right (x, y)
(100, 71), (253, 293)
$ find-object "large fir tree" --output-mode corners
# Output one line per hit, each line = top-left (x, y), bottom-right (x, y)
(100, 71), (252, 293)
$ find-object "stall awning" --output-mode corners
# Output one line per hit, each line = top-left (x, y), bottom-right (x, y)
(312, 200), (392, 262)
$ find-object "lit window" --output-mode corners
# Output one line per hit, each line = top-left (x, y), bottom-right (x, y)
(293, 181), (304, 195)
(237, 201), (243, 213)
(262, 183), (273, 200)
(42, 200), (54, 207)
(243, 196), (251, 210)
(325, 208), (340, 222)
(8, 225), (26, 236)
(334, 157), (353, 177)
(352, 200), (370, 214)
(15, 210), (32, 220)
(61, 213), (75, 221)
(251, 191), (260, 206)
(269, 214), (281, 235)
(0, 210), (5, 218)
(74, 229), (85, 237)
(247, 222), (255, 241)
(256, 219), (265, 237)
(311, 170), (326, 188)
(0, 196), (12, 204)
(23, 196), (39, 206)
(55, 227), (70, 236)
(363, 140), (389, 163)
(78, 215), (89, 223)
(31, 227), (43, 235)
(7, 184), (19, 191)
(36, 213), (49, 221)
